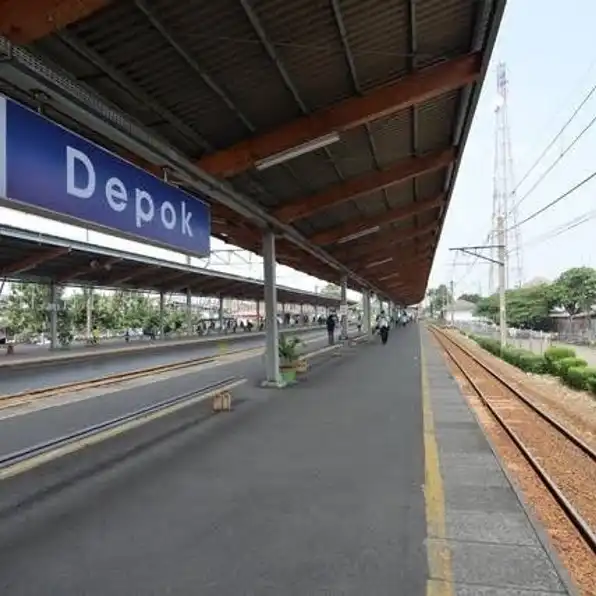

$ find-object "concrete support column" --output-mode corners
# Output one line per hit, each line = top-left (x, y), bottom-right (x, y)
(340, 274), (348, 340)
(49, 282), (58, 350)
(262, 229), (281, 387)
(218, 295), (225, 333)
(159, 291), (165, 340)
(366, 292), (373, 339)
(362, 291), (369, 336)
(186, 288), (193, 336)
(86, 287), (93, 341)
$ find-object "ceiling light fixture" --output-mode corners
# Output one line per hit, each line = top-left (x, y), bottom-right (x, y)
(336, 225), (380, 244)
(365, 257), (393, 269)
(255, 132), (341, 171)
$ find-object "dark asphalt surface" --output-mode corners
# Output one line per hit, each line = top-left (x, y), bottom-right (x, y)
(0, 325), (427, 595)
(0, 327), (326, 395)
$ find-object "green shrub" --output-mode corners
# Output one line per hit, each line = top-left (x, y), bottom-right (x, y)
(475, 336), (502, 357)
(544, 346), (576, 373)
(586, 374), (596, 395)
(563, 366), (588, 390)
(516, 352), (548, 374)
(554, 356), (587, 377)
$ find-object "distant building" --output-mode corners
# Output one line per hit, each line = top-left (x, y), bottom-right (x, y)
(447, 299), (478, 323)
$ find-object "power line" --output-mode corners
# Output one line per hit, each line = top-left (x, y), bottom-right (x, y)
(509, 109), (596, 215)
(512, 79), (596, 194)
(511, 207), (596, 252)
(509, 168), (596, 232)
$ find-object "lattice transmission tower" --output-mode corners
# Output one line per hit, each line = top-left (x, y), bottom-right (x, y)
(489, 62), (524, 293)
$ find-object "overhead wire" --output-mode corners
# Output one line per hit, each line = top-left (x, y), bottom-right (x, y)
(512, 78), (596, 195)
(508, 109), (596, 215)
(508, 167), (596, 232)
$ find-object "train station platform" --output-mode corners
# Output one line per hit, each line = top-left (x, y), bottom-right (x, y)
(0, 324), (572, 595)
(0, 324), (324, 370)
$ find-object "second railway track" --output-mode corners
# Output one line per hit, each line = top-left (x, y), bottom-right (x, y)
(0, 343), (264, 410)
(430, 325), (596, 557)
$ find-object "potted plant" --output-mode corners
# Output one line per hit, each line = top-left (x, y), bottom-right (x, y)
(278, 335), (303, 383)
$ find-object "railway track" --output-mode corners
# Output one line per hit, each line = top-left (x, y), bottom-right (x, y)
(430, 325), (596, 557)
(0, 343), (264, 410)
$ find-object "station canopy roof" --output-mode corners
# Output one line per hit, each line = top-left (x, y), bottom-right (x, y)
(0, 225), (350, 307)
(0, 0), (505, 305)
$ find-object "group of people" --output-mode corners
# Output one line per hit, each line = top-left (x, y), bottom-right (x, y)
(325, 309), (410, 346)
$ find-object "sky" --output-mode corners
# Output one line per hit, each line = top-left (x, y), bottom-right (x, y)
(429, 0), (596, 298)
(3, 0), (593, 305)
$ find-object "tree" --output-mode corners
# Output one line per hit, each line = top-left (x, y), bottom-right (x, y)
(5, 283), (52, 337)
(427, 285), (451, 319)
(476, 284), (558, 331)
(552, 267), (596, 318)
(506, 284), (557, 331)
(320, 283), (341, 298)
(458, 293), (481, 304)
(475, 294), (499, 323)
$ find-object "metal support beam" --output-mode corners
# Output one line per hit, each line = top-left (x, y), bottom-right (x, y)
(186, 288), (193, 336)
(49, 281), (58, 350)
(340, 275), (348, 340)
(365, 291), (373, 339)
(262, 230), (282, 387)
(218, 295), (225, 332)
(86, 287), (93, 341)
(273, 148), (455, 223)
(159, 291), (165, 340)
(1, 0), (110, 44)
(310, 194), (444, 247)
(198, 54), (482, 177)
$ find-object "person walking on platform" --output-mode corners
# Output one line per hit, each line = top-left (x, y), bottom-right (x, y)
(326, 311), (336, 346)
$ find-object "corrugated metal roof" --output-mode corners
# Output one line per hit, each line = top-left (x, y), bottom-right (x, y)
(15, 0), (506, 304)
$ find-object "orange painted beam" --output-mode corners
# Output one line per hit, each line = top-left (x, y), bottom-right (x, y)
(2, 246), (69, 276)
(350, 246), (434, 272)
(332, 222), (437, 263)
(198, 54), (481, 178)
(274, 148), (455, 223)
(309, 194), (445, 247)
(1, 0), (111, 44)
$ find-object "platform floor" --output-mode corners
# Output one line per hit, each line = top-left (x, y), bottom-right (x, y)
(0, 325), (571, 595)
(420, 327), (569, 595)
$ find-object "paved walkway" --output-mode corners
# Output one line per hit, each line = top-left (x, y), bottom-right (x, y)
(421, 327), (570, 594)
(0, 324), (571, 595)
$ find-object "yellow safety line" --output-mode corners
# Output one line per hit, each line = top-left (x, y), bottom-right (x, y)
(0, 379), (246, 482)
(420, 329), (455, 596)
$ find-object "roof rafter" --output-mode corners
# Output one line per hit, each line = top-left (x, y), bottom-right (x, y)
(310, 194), (445, 247)
(273, 148), (455, 223)
(1, 0), (111, 44)
(197, 53), (482, 178)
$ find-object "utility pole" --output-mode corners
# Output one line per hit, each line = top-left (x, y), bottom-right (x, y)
(449, 279), (455, 326)
(450, 241), (507, 350)
(497, 216), (507, 349)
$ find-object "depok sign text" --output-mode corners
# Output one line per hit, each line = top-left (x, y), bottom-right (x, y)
(0, 94), (210, 255)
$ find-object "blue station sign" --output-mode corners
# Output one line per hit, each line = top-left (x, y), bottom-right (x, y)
(0, 94), (210, 256)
